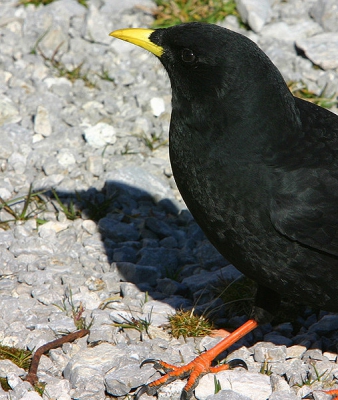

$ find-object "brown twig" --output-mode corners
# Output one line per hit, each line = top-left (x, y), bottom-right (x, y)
(25, 329), (89, 385)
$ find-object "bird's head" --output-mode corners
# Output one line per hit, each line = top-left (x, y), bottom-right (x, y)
(110, 23), (270, 102)
(111, 23), (298, 145)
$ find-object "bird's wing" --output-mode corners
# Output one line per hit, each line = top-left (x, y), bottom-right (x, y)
(270, 98), (338, 257)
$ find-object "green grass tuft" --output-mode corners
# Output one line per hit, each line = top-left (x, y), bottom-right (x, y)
(152, 0), (240, 28)
(168, 309), (214, 338)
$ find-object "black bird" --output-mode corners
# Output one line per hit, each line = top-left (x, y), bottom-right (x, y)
(110, 23), (338, 399)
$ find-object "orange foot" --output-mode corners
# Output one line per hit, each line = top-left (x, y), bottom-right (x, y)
(135, 319), (257, 400)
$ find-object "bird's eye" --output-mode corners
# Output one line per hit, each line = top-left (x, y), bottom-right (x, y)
(181, 48), (196, 63)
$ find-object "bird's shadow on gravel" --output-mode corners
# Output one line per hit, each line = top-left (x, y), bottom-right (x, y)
(47, 179), (230, 313)
(43, 182), (338, 353)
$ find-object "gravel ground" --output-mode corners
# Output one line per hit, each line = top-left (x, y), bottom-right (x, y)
(1, 0), (338, 399)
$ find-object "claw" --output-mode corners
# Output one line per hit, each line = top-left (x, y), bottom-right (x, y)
(140, 358), (160, 368)
(135, 375), (180, 399)
(135, 385), (147, 400)
(180, 389), (190, 400)
(227, 358), (248, 370)
(135, 385), (158, 399)
(139, 358), (176, 374)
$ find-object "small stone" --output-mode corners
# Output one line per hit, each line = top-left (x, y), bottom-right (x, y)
(82, 220), (97, 234)
(84, 122), (116, 148)
(34, 105), (52, 137)
(235, 0), (271, 32)
(150, 97), (165, 117)
(0, 360), (25, 377)
(261, 21), (322, 41)
(286, 345), (307, 359)
(38, 221), (69, 237)
(311, 391), (335, 400)
(270, 374), (293, 393)
(308, 314), (338, 334)
(206, 391), (251, 400)
(196, 370), (271, 400)
(116, 262), (161, 286)
(310, 0), (338, 32)
(38, 25), (68, 59)
(98, 218), (140, 242)
(268, 391), (299, 400)
(105, 166), (177, 203)
(86, 155), (104, 176)
(284, 359), (309, 386)
(0, 95), (21, 126)
(43, 379), (71, 400)
(85, 276), (106, 291)
(296, 33), (338, 70)
(323, 351), (337, 362)
(157, 380), (187, 400)
(253, 342), (286, 363)
(19, 392), (43, 400)
(105, 363), (155, 397)
(57, 149), (76, 167)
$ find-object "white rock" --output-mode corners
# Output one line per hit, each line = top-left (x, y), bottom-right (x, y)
(34, 105), (52, 137)
(296, 32), (338, 70)
(310, 0), (338, 32)
(38, 221), (69, 237)
(57, 149), (76, 167)
(156, 380), (186, 399)
(142, 300), (176, 326)
(0, 187), (11, 201)
(84, 122), (116, 148)
(86, 155), (104, 176)
(32, 133), (44, 143)
(43, 380), (71, 400)
(64, 343), (123, 378)
(104, 166), (177, 203)
(83, 4), (113, 45)
(286, 345), (307, 359)
(72, 286), (101, 310)
(82, 219), (97, 234)
(195, 370), (271, 400)
(0, 70), (12, 84)
(44, 76), (72, 89)
(150, 97), (165, 117)
(34, 174), (65, 188)
(261, 21), (323, 41)
(0, 95), (21, 126)
(235, 0), (271, 32)
(0, 360), (25, 377)
(38, 25), (68, 59)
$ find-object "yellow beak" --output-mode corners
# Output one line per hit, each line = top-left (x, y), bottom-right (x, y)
(110, 28), (164, 57)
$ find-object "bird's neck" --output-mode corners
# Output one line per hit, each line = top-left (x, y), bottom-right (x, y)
(171, 77), (301, 162)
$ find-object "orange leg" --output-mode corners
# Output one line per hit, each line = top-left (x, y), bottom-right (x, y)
(326, 390), (338, 399)
(136, 319), (258, 399)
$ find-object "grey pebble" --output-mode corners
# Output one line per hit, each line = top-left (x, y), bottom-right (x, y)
(235, 0), (271, 32)
(296, 33), (338, 70)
